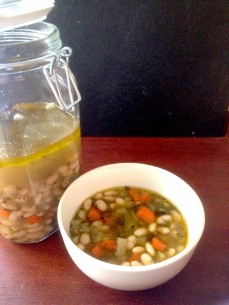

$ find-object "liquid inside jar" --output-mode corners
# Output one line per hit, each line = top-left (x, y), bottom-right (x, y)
(0, 102), (81, 243)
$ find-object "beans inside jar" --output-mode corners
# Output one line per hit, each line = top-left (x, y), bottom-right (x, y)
(70, 186), (188, 266)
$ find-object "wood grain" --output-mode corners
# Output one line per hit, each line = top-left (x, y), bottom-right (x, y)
(0, 137), (228, 305)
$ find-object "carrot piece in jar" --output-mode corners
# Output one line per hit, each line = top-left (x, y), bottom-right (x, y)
(136, 206), (156, 223)
(88, 206), (102, 221)
(25, 215), (41, 224)
(0, 209), (10, 219)
(151, 237), (167, 251)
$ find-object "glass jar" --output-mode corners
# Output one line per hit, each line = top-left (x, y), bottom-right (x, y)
(0, 22), (82, 243)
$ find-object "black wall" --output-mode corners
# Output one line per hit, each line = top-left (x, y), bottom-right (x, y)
(47, 1), (229, 136)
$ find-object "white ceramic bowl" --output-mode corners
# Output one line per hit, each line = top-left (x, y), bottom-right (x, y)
(58, 163), (205, 291)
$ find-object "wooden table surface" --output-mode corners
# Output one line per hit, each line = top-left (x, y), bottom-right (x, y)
(0, 137), (228, 305)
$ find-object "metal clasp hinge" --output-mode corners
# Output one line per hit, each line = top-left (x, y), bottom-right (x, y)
(43, 47), (81, 111)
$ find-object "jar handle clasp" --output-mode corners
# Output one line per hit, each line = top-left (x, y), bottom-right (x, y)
(43, 47), (81, 111)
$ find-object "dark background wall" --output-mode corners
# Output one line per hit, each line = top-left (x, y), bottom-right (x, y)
(47, 0), (229, 136)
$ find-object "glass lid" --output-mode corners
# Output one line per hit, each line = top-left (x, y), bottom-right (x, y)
(0, 0), (54, 32)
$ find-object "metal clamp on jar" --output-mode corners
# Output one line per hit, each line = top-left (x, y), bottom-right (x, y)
(0, 1), (82, 243)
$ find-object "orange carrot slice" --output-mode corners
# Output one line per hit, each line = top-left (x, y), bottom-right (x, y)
(151, 237), (167, 251)
(140, 193), (151, 204)
(128, 252), (141, 262)
(90, 243), (104, 259)
(88, 206), (101, 222)
(0, 209), (10, 219)
(25, 215), (41, 225)
(136, 206), (156, 223)
(128, 188), (141, 202)
(101, 239), (117, 251)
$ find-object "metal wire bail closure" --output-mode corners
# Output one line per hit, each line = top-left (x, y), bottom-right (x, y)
(43, 47), (81, 111)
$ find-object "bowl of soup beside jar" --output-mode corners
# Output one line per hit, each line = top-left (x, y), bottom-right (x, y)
(57, 163), (205, 291)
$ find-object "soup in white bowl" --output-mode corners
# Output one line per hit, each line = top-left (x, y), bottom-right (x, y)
(58, 163), (205, 291)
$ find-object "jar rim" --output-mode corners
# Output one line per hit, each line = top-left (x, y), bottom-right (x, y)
(0, 22), (62, 67)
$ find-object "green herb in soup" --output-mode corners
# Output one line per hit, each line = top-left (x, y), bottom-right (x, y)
(70, 186), (188, 266)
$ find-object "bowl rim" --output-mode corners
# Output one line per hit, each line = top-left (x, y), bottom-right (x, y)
(58, 162), (205, 272)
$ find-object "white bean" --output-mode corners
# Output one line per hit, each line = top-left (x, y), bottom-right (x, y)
(171, 229), (178, 239)
(131, 261), (143, 266)
(61, 169), (73, 177)
(22, 205), (36, 213)
(3, 185), (18, 196)
(23, 211), (36, 218)
(132, 246), (145, 254)
(95, 200), (107, 211)
(177, 245), (185, 252)
(0, 197), (6, 203)
(148, 222), (157, 233)
(69, 160), (79, 170)
(121, 262), (131, 266)
(83, 198), (92, 211)
(94, 193), (103, 199)
(0, 219), (20, 227)
(167, 248), (176, 257)
(27, 225), (44, 233)
(110, 203), (117, 209)
(9, 210), (22, 221)
(13, 230), (27, 238)
(39, 184), (51, 193)
(92, 220), (103, 227)
(141, 253), (153, 265)
(134, 228), (148, 236)
(19, 188), (30, 195)
(127, 235), (137, 250)
(115, 197), (125, 206)
(46, 173), (58, 185)
(58, 165), (68, 174)
(1, 202), (18, 211)
(52, 187), (63, 197)
(77, 243), (85, 251)
(80, 233), (90, 245)
(157, 251), (166, 260)
(34, 193), (42, 205)
(145, 242), (156, 256)
(103, 196), (116, 202)
(171, 210), (182, 222)
(13, 196), (28, 203)
(157, 227), (170, 234)
(104, 190), (117, 196)
(157, 215), (172, 225)
(99, 225), (109, 231)
(78, 210), (86, 220)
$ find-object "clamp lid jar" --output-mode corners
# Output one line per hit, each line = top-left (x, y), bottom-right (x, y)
(0, 22), (82, 243)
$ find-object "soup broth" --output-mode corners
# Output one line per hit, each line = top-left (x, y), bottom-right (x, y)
(70, 186), (188, 266)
